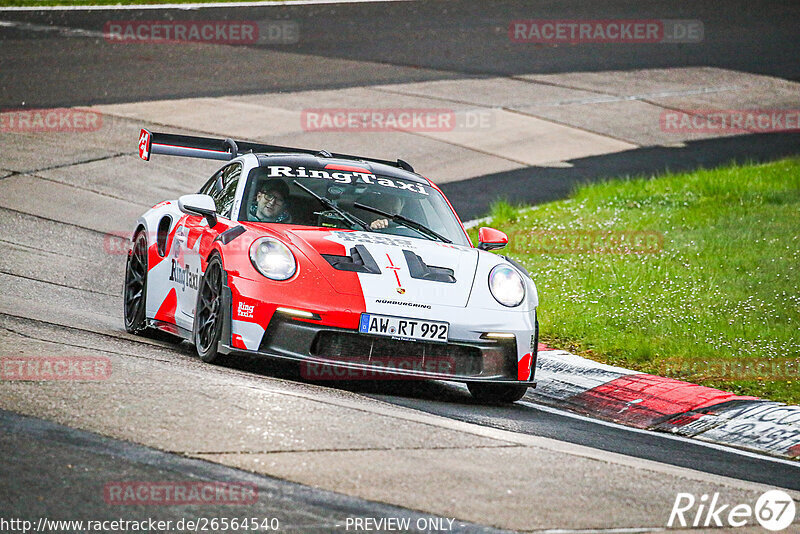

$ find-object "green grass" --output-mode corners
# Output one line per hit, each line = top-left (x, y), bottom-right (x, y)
(470, 158), (800, 404)
(0, 0), (287, 6)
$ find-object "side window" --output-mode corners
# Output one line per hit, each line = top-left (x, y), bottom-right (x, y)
(198, 169), (222, 196)
(210, 163), (241, 219)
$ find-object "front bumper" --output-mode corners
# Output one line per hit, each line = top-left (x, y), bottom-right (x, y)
(220, 314), (536, 385)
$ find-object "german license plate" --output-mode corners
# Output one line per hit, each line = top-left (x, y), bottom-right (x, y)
(359, 313), (449, 343)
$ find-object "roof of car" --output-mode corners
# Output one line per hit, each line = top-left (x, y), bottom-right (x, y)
(254, 153), (430, 185)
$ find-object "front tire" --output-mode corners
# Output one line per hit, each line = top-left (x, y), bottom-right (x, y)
(124, 231), (149, 334)
(467, 383), (528, 403)
(194, 255), (225, 363)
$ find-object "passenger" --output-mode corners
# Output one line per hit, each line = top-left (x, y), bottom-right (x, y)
(361, 193), (403, 230)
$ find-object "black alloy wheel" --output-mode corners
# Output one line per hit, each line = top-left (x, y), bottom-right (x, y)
(194, 255), (225, 363)
(124, 231), (149, 334)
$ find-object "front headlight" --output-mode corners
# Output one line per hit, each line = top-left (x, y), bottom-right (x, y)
(249, 237), (296, 280)
(489, 264), (525, 307)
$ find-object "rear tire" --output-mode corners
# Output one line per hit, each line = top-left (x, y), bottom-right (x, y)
(124, 231), (149, 335)
(467, 382), (528, 403)
(194, 255), (226, 363)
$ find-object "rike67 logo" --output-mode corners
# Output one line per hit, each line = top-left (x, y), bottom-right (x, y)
(668, 490), (796, 531)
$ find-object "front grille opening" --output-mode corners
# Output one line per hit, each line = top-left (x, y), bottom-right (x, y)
(310, 331), (483, 377)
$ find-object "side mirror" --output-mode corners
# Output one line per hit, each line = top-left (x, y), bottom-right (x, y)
(178, 194), (218, 228)
(477, 227), (508, 251)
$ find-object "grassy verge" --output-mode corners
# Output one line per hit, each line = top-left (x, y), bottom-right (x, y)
(469, 158), (800, 404)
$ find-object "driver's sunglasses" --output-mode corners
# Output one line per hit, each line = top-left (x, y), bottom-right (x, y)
(259, 191), (284, 205)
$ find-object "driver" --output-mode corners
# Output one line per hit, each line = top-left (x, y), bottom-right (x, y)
(252, 179), (291, 223)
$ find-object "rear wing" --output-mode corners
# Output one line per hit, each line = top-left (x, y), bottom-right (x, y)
(137, 129), (414, 172)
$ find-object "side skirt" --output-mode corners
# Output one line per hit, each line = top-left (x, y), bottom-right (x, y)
(149, 319), (192, 340)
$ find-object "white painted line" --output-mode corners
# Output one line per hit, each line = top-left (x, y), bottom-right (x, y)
(0, 0), (413, 12)
(281, 385), (792, 494)
(462, 205), (538, 229)
(0, 19), (105, 38)
(380, 81), (741, 110)
(519, 85), (742, 109)
(519, 400), (800, 469)
(462, 216), (490, 230)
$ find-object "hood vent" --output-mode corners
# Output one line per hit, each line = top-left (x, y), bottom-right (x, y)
(322, 245), (381, 274)
(403, 250), (456, 283)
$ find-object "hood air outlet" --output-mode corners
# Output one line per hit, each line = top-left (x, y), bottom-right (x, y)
(402, 250), (456, 283)
(322, 245), (381, 274)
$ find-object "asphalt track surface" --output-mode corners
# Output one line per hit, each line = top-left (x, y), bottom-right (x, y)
(1, 0), (800, 531)
(2, 0), (800, 107)
(2, 0), (799, 217)
(1, 409), (507, 533)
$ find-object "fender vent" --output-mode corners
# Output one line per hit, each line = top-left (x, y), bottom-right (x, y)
(402, 250), (455, 283)
(322, 245), (381, 274)
(156, 216), (172, 257)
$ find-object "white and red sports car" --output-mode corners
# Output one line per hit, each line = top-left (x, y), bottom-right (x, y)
(125, 130), (539, 402)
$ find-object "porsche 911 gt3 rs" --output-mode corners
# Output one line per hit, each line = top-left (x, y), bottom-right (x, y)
(125, 129), (539, 402)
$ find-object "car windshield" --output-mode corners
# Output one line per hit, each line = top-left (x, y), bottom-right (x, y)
(239, 165), (470, 246)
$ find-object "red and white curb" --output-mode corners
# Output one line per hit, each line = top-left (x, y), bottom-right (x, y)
(533, 346), (800, 460)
